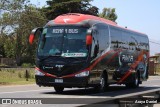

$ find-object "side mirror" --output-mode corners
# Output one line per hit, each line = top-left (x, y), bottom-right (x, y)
(86, 29), (92, 45)
(29, 28), (43, 45)
(29, 34), (35, 45)
(86, 35), (92, 45)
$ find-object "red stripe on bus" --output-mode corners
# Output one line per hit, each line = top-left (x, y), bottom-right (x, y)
(35, 67), (57, 78)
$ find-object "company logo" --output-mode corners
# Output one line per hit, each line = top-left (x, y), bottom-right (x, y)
(63, 19), (70, 23)
(1, 99), (42, 104)
(121, 54), (134, 62)
(55, 65), (64, 71)
(43, 66), (54, 69)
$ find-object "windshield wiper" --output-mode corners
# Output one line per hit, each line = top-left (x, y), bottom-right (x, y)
(39, 54), (61, 62)
(62, 57), (85, 62)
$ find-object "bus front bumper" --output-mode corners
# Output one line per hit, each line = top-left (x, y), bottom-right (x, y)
(35, 75), (89, 88)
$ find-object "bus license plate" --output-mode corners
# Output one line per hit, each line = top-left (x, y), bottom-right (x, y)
(55, 79), (63, 83)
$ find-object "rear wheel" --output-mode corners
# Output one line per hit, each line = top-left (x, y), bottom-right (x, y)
(125, 72), (139, 88)
(54, 86), (64, 93)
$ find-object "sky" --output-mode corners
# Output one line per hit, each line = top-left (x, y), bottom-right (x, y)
(30, 0), (160, 56)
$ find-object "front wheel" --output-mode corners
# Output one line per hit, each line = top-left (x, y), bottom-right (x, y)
(54, 86), (64, 93)
(125, 72), (139, 88)
(97, 73), (108, 92)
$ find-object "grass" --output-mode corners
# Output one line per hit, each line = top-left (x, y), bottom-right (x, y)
(21, 63), (35, 68)
(0, 68), (35, 85)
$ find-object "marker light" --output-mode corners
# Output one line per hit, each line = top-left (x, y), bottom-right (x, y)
(75, 71), (89, 77)
(35, 69), (45, 76)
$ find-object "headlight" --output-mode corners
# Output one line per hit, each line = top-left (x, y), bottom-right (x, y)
(75, 71), (89, 77)
(35, 69), (45, 76)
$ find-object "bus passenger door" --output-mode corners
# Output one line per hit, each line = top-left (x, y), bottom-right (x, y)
(89, 29), (100, 84)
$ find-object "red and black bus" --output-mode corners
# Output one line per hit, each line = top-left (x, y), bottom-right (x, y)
(29, 13), (149, 93)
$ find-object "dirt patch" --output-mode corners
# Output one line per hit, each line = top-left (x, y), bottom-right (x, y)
(0, 82), (10, 86)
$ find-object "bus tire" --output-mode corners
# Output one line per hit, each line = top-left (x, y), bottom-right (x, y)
(98, 72), (108, 92)
(126, 72), (139, 88)
(54, 86), (64, 93)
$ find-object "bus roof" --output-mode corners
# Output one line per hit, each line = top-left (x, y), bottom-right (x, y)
(52, 13), (146, 35)
(54, 13), (117, 25)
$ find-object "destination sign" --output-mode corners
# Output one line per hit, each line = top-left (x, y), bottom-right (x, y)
(52, 29), (79, 34)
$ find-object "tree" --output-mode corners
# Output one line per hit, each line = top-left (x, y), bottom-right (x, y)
(0, 0), (47, 65)
(0, 0), (118, 66)
(0, 36), (5, 57)
(42, 0), (99, 20)
(99, 8), (117, 22)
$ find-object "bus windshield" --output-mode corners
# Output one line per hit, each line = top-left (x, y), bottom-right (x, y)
(38, 26), (88, 58)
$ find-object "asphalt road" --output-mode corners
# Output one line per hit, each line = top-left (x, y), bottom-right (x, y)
(0, 76), (159, 107)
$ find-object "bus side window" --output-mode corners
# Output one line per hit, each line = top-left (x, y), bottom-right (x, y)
(110, 27), (122, 49)
(135, 35), (141, 51)
(96, 24), (109, 52)
(144, 37), (149, 50)
(129, 34), (136, 51)
(94, 45), (99, 58)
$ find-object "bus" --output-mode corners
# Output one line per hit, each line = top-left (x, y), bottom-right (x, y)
(29, 13), (149, 93)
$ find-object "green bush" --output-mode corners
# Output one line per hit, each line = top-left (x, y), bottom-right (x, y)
(18, 72), (22, 78)
(21, 63), (34, 67)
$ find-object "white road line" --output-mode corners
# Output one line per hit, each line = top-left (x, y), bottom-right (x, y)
(152, 85), (160, 87)
(147, 79), (160, 81)
(0, 84), (36, 88)
(0, 89), (53, 95)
